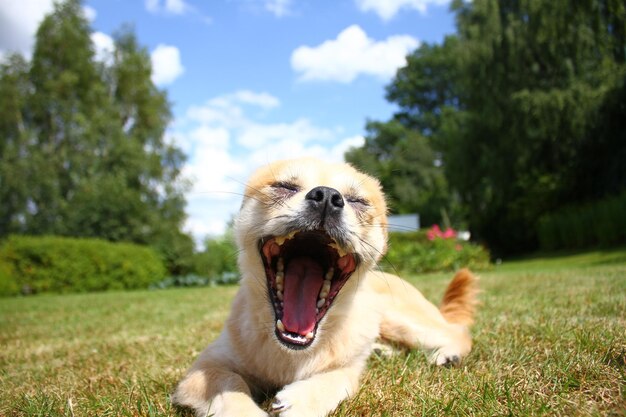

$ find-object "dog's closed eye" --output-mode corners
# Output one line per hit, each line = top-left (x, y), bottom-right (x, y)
(345, 195), (370, 210)
(271, 181), (300, 197)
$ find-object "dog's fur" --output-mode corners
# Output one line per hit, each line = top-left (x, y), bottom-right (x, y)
(173, 158), (478, 417)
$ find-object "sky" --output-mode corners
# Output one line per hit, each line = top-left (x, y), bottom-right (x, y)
(0, 0), (456, 245)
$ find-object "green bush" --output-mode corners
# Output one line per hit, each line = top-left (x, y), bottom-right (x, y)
(383, 230), (491, 274)
(0, 258), (18, 296)
(0, 235), (166, 295)
(193, 232), (238, 278)
(538, 192), (626, 250)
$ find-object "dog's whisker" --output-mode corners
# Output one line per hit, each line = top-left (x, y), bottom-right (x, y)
(347, 230), (401, 277)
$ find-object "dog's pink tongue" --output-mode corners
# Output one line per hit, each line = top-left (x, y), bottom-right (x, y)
(282, 257), (324, 335)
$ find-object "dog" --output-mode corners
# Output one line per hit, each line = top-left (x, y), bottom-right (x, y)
(172, 157), (478, 417)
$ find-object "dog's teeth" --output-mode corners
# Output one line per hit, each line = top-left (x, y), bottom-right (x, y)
(325, 268), (334, 280)
(305, 332), (314, 340)
(317, 298), (326, 308)
(277, 290), (284, 300)
(328, 242), (347, 257)
(277, 282), (283, 291)
(319, 278), (331, 298)
(277, 257), (284, 272)
(320, 285), (329, 298)
(322, 280), (331, 293)
(275, 230), (298, 246)
(276, 271), (284, 285)
(276, 319), (285, 332)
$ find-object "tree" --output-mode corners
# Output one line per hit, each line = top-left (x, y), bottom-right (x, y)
(354, 0), (626, 255)
(445, 0), (626, 254)
(0, 0), (193, 272)
(345, 120), (459, 227)
(0, 55), (31, 235)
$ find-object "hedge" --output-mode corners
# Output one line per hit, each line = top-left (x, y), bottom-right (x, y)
(537, 192), (626, 251)
(0, 235), (166, 296)
(383, 229), (491, 274)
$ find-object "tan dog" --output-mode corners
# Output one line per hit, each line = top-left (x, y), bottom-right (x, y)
(173, 158), (478, 417)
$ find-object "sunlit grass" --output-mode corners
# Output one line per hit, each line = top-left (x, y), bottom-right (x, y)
(1, 249), (625, 416)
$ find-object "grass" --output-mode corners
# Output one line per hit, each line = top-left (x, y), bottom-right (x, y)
(1, 249), (625, 416)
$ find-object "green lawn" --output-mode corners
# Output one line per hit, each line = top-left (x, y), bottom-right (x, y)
(1, 249), (625, 416)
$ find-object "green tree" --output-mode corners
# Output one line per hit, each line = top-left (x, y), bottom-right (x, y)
(0, 0), (193, 272)
(356, 0), (626, 255)
(346, 120), (458, 227)
(0, 55), (31, 235)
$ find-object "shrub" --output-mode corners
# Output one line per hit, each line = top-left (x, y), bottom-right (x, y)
(383, 227), (490, 274)
(0, 258), (18, 296)
(193, 232), (238, 278)
(538, 192), (626, 250)
(0, 235), (166, 295)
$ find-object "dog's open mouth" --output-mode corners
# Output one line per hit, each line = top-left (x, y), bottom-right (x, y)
(259, 231), (358, 349)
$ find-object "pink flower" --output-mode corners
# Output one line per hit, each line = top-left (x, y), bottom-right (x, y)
(427, 225), (442, 241)
(427, 225), (457, 241)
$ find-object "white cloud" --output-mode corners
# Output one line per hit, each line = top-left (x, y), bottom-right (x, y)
(0, 0), (54, 57)
(332, 135), (366, 160)
(238, 118), (332, 149)
(83, 5), (97, 22)
(231, 90), (280, 109)
(355, 0), (450, 20)
(150, 44), (185, 85)
(187, 90), (280, 129)
(265, 0), (292, 17)
(145, 0), (191, 15)
(91, 32), (114, 64)
(175, 91), (364, 243)
(291, 25), (419, 83)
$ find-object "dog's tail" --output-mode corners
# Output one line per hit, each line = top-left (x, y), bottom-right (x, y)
(439, 268), (479, 326)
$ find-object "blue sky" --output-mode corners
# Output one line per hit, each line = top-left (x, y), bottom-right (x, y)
(0, 0), (456, 244)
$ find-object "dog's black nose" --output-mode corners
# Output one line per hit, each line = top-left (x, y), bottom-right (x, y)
(305, 186), (344, 214)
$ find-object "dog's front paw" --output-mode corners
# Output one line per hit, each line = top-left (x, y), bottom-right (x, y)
(430, 347), (463, 367)
(269, 381), (328, 417)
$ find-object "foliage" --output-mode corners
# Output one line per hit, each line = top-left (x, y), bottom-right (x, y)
(0, 0), (193, 273)
(538, 191), (626, 250)
(0, 258), (18, 296)
(350, 0), (626, 255)
(346, 120), (461, 227)
(383, 229), (490, 274)
(0, 235), (166, 295)
(193, 231), (239, 279)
